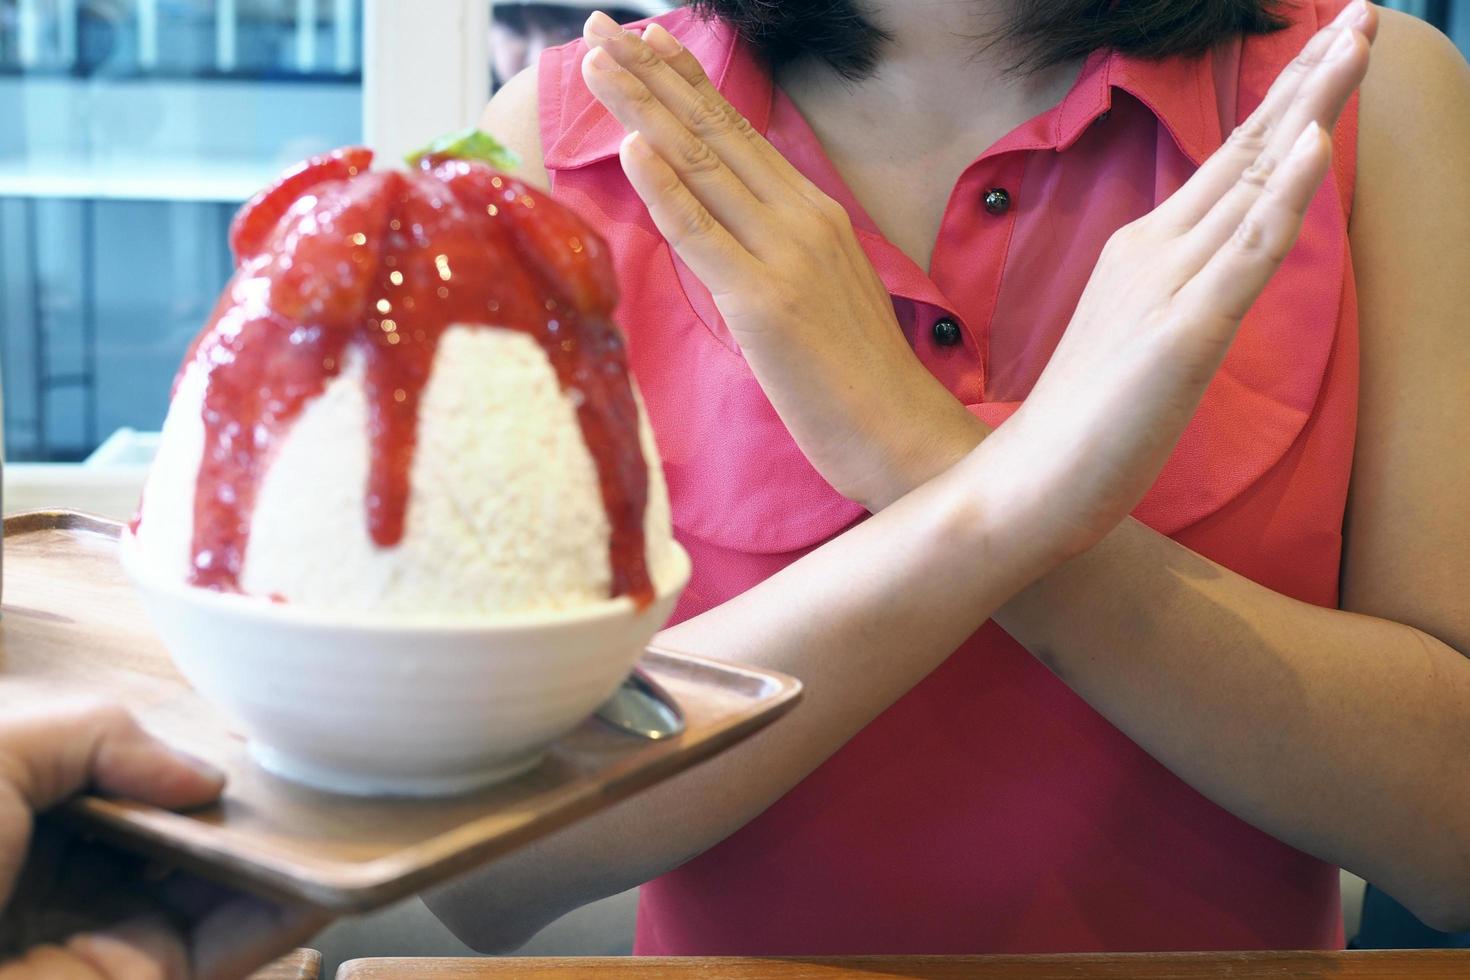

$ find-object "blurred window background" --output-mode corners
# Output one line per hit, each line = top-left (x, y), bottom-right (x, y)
(1, 0), (363, 462)
(489, 1), (663, 90)
(0, 0), (1461, 463)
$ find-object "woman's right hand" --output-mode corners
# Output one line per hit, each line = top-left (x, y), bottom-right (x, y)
(966, 0), (1376, 569)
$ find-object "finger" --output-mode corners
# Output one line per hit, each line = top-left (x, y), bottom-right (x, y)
(0, 700), (223, 905)
(642, 22), (810, 191)
(618, 131), (762, 295)
(1174, 122), (1331, 331)
(0, 701), (222, 813)
(0, 702), (223, 910)
(62, 898), (325, 980)
(1173, 24), (1368, 269)
(581, 45), (774, 246)
(644, 22), (831, 208)
(191, 898), (328, 980)
(586, 14), (811, 202)
(0, 944), (108, 979)
(66, 917), (188, 980)
(1151, 0), (1371, 231)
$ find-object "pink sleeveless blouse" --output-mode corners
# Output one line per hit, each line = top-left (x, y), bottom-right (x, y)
(538, 0), (1360, 954)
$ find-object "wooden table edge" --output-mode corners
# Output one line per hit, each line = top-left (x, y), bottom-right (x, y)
(334, 950), (1470, 979)
(247, 947), (321, 980)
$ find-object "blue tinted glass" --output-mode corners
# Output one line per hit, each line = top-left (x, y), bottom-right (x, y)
(1, 0), (362, 461)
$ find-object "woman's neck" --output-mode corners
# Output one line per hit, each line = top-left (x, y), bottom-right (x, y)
(771, 0), (1085, 272)
(778, 0), (1077, 127)
(787, 0), (1076, 105)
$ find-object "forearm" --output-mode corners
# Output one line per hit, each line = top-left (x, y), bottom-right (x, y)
(994, 517), (1470, 929)
(427, 442), (1047, 952)
(854, 399), (988, 512)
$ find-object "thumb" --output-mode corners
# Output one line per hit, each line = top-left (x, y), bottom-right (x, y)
(0, 697), (224, 904)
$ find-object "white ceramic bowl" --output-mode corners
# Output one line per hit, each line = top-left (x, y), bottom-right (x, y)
(119, 531), (690, 797)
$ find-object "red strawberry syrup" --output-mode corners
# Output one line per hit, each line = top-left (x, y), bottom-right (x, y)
(168, 150), (652, 607)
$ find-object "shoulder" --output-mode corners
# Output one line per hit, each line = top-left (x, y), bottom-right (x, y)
(1349, 8), (1470, 353)
(479, 66), (549, 191)
(1363, 5), (1467, 78)
(1354, 9), (1470, 242)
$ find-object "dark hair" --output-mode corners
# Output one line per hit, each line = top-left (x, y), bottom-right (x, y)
(684, 0), (1290, 79)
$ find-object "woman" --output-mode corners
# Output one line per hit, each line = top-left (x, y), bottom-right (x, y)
(430, 0), (1470, 956)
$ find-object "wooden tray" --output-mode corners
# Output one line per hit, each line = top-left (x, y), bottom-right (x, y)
(0, 511), (801, 913)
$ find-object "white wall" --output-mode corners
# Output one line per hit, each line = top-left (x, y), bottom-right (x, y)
(312, 890), (639, 976)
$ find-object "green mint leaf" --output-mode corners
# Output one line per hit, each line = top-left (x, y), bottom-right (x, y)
(406, 128), (521, 170)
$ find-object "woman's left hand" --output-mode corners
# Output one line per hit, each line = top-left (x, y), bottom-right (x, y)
(579, 12), (985, 511)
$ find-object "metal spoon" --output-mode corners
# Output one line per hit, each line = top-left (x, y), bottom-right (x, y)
(595, 667), (684, 740)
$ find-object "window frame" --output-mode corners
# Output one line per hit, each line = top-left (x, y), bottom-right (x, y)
(362, 0), (490, 165)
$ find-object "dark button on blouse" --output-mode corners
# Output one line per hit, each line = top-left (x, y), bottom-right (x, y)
(983, 188), (1012, 215)
(932, 317), (963, 347)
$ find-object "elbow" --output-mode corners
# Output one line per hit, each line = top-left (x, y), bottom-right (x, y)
(1424, 832), (1470, 932)
(455, 925), (539, 957)
(1407, 893), (1470, 936)
(1389, 849), (1470, 935)
(422, 888), (549, 955)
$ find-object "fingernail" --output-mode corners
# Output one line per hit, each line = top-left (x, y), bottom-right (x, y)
(1353, 1), (1373, 31)
(1289, 121), (1323, 160)
(620, 131), (651, 160)
(171, 747), (225, 785)
(588, 46), (621, 73)
(587, 10), (622, 39)
(1327, 27), (1357, 60)
(1332, 0), (1364, 27)
(645, 23), (682, 56)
